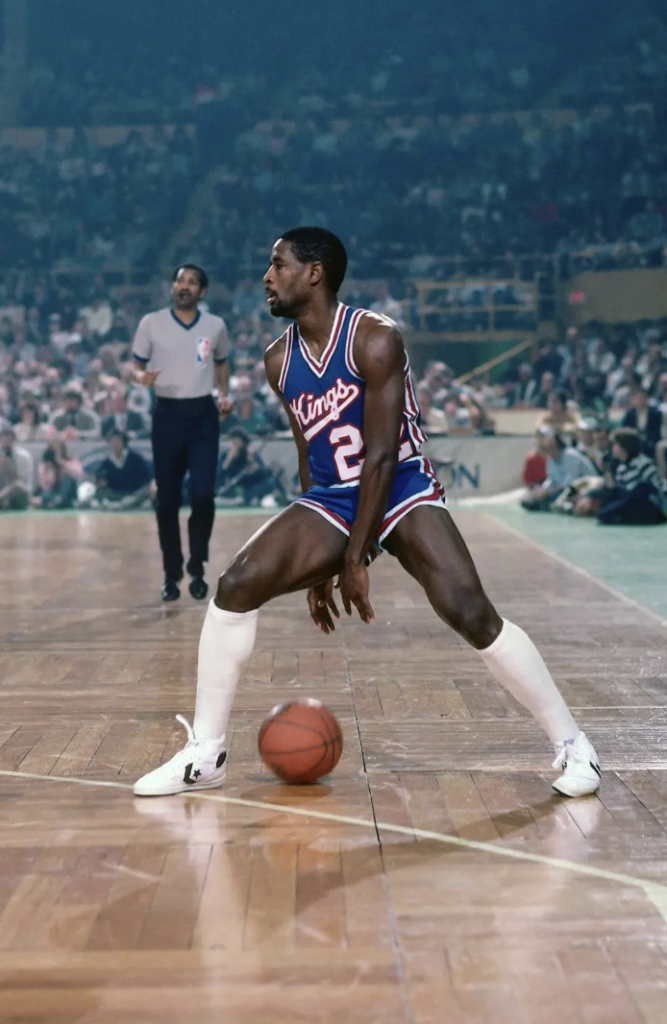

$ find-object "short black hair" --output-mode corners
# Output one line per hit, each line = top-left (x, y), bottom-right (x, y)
(109, 429), (128, 445)
(280, 227), (348, 294)
(553, 389), (570, 407)
(172, 263), (209, 290)
(611, 427), (641, 459)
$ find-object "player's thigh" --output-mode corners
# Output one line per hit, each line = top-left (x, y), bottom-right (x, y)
(216, 503), (348, 612)
(383, 506), (481, 589)
(384, 505), (501, 645)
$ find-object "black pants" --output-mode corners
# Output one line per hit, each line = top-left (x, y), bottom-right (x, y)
(152, 396), (219, 578)
(597, 483), (667, 526)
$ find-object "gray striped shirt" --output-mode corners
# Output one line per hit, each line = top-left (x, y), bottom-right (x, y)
(133, 307), (230, 399)
(614, 453), (665, 494)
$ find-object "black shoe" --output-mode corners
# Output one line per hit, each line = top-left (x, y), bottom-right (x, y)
(189, 574), (209, 601)
(161, 577), (181, 602)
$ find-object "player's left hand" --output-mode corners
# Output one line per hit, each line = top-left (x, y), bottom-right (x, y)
(308, 580), (340, 634)
(339, 561), (374, 625)
(217, 395), (235, 417)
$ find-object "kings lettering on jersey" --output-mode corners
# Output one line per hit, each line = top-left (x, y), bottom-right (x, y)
(278, 304), (426, 488)
(290, 377), (361, 441)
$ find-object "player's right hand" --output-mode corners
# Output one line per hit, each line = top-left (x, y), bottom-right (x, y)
(140, 369), (161, 386)
(308, 580), (340, 635)
(339, 561), (374, 625)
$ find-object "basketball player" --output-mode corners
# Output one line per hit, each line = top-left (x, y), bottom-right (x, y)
(134, 228), (601, 799)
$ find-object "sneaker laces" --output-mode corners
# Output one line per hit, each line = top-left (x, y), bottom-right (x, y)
(174, 715), (223, 752)
(552, 739), (574, 771)
(175, 714), (198, 748)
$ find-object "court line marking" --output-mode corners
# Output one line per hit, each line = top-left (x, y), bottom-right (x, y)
(1, 766), (666, 925)
(478, 511), (667, 628)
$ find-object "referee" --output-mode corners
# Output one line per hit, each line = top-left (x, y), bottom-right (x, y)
(132, 264), (233, 602)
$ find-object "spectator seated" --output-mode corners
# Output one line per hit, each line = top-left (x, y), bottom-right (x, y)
(0, 426), (31, 510)
(93, 431), (153, 510)
(49, 384), (101, 439)
(216, 428), (287, 508)
(621, 382), (664, 458)
(31, 444), (79, 509)
(577, 428), (667, 525)
(521, 428), (598, 512)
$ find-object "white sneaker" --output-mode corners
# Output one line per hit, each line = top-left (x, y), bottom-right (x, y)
(551, 732), (601, 797)
(133, 715), (227, 797)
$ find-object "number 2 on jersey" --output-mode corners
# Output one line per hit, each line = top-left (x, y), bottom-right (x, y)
(329, 425), (364, 481)
(329, 423), (414, 482)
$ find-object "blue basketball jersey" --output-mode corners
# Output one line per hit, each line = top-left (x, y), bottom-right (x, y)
(277, 304), (426, 488)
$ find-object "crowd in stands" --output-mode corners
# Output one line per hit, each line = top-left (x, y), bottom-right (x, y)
(2, 5), (666, 310)
(23, 2), (667, 127)
(508, 322), (667, 525)
(0, 126), (196, 273)
(170, 102), (667, 293)
(22, 12), (663, 288)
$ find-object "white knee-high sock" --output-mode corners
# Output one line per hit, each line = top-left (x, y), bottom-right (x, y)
(478, 619), (578, 746)
(193, 600), (258, 741)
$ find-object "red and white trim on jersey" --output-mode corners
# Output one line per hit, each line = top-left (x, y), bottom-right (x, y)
(378, 457), (445, 544)
(403, 360), (427, 449)
(277, 324), (295, 394)
(296, 456), (446, 546)
(344, 308), (366, 379)
(297, 302), (347, 378)
(297, 497), (351, 536)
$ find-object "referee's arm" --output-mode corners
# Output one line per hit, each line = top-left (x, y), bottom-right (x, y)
(131, 314), (160, 387)
(214, 358), (233, 415)
(213, 321), (233, 415)
(132, 358), (161, 388)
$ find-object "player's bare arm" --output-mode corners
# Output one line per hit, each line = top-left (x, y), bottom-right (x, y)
(338, 316), (406, 624)
(265, 337), (339, 633)
(265, 338), (313, 493)
(266, 335), (338, 634)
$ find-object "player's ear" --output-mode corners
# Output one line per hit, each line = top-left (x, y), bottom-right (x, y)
(310, 261), (324, 287)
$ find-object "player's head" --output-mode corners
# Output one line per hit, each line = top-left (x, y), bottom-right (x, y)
(264, 227), (347, 319)
(172, 264), (208, 311)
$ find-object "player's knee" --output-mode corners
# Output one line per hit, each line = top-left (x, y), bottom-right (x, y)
(215, 558), (264, 614)
(444, 591), (501, 650)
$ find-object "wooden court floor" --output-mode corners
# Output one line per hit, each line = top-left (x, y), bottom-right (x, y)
(0, 509), (667, 1024)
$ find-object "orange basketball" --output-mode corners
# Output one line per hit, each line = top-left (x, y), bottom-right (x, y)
(258, 699), (343, 784)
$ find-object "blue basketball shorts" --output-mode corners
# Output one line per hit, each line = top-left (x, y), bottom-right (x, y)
(296, 456), (446, 550)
